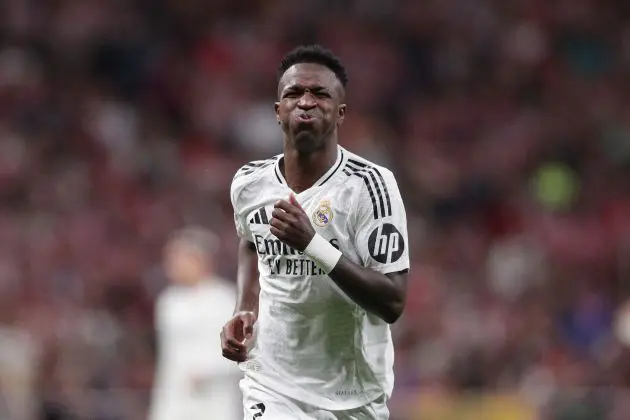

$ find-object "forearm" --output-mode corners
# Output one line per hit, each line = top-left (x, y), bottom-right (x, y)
(329, 257), (406, 324)
(234, 239), (260, 315)
(235, 280), (258, 314)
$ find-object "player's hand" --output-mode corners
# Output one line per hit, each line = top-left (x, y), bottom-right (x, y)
(220, 311), (256, 362)
(270, 194), (315, 251)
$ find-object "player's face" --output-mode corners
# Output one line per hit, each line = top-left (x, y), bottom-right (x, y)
(163, 242), (205, 286)
(276, 63), (346, 153)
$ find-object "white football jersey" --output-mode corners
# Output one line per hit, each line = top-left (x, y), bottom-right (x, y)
(230, 145), (410, 410)
(149, 279), (242, 420)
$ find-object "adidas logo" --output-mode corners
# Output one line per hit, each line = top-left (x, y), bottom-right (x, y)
(249, 207), (269, 225)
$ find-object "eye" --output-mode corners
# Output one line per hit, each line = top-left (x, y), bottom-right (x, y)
(283, 91), (299, 99)
(315, 91), (330, 98)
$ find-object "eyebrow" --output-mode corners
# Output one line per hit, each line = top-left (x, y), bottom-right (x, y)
(284, 84), (328, 92)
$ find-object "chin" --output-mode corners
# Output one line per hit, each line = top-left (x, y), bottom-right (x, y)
(293, 133), (322, 153)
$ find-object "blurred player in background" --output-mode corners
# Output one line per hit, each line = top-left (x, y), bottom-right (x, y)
(222, 45), (410, 419)
(0, 299), (39, 420)
(150, 226), (242, 420)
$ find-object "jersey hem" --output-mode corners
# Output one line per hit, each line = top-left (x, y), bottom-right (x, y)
(242, 371), (385, 411)
(370, 262), (410, 275)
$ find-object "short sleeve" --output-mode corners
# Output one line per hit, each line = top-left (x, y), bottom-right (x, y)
(230, 173), (254, 242)
(353, 168), (410, 274)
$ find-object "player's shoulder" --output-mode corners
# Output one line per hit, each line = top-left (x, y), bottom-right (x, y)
(232, 156), (279, 185)
(340, 148), (398, 187)
(155, 285), (178, 311)
(230, 155), (280, 202)
(340, 149), (403, 220)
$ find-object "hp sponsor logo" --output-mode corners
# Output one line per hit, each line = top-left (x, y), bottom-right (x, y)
(368, 223), (404, 264)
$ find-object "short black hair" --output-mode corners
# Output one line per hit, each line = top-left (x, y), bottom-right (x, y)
(277, 44), (348, 87)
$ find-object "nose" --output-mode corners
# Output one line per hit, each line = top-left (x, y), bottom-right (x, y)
(297, 92), (316, 110)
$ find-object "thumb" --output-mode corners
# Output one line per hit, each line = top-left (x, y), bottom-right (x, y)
(289, 193), (302, 209)
(240, 311), (256, 340)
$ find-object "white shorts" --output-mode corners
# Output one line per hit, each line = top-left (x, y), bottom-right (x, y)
(240, 377), (389, 420)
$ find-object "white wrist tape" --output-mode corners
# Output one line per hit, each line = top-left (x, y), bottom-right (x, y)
(304, 234), (342, 273)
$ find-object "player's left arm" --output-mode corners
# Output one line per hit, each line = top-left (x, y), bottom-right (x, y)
(328, 255), (407, 324)
(271, 172), (409, 324)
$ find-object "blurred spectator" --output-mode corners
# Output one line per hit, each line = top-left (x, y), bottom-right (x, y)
(0, 297), (40, 420)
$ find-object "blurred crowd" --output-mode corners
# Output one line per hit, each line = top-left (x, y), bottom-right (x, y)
(1, 0), (630, 419)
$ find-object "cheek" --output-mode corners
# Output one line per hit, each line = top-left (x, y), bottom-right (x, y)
(279, 108), (292, 122)
(324, 107), (338, 121)
(279, 102), (293, 114)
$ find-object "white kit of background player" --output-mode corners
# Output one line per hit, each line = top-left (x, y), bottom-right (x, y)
(230, 145), (410, 414)
(150, 228), (243, 420)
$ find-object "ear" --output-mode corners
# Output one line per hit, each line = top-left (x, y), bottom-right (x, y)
(275, 102), (281, 124)
(337, 104), (346, 127)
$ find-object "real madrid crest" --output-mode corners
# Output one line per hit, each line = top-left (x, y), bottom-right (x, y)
(312, 200), (333, 227)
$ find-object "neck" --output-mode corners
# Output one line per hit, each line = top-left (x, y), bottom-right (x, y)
(282, 141), (338, 193)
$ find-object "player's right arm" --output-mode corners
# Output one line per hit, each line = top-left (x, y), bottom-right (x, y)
(221, 238), (258, 362)
(221, 167), (261, 362)
(234, 238), (260, 316)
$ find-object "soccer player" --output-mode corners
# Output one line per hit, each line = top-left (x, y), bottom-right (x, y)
(221, 45), (410, 419)
(150, 227), (242, 420)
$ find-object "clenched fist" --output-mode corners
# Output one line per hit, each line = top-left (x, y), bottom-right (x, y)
(270, 194), (315, 251)
(220, 311), (256, 362)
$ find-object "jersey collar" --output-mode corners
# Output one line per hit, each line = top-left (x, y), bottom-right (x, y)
(274, 145), (346, 190)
